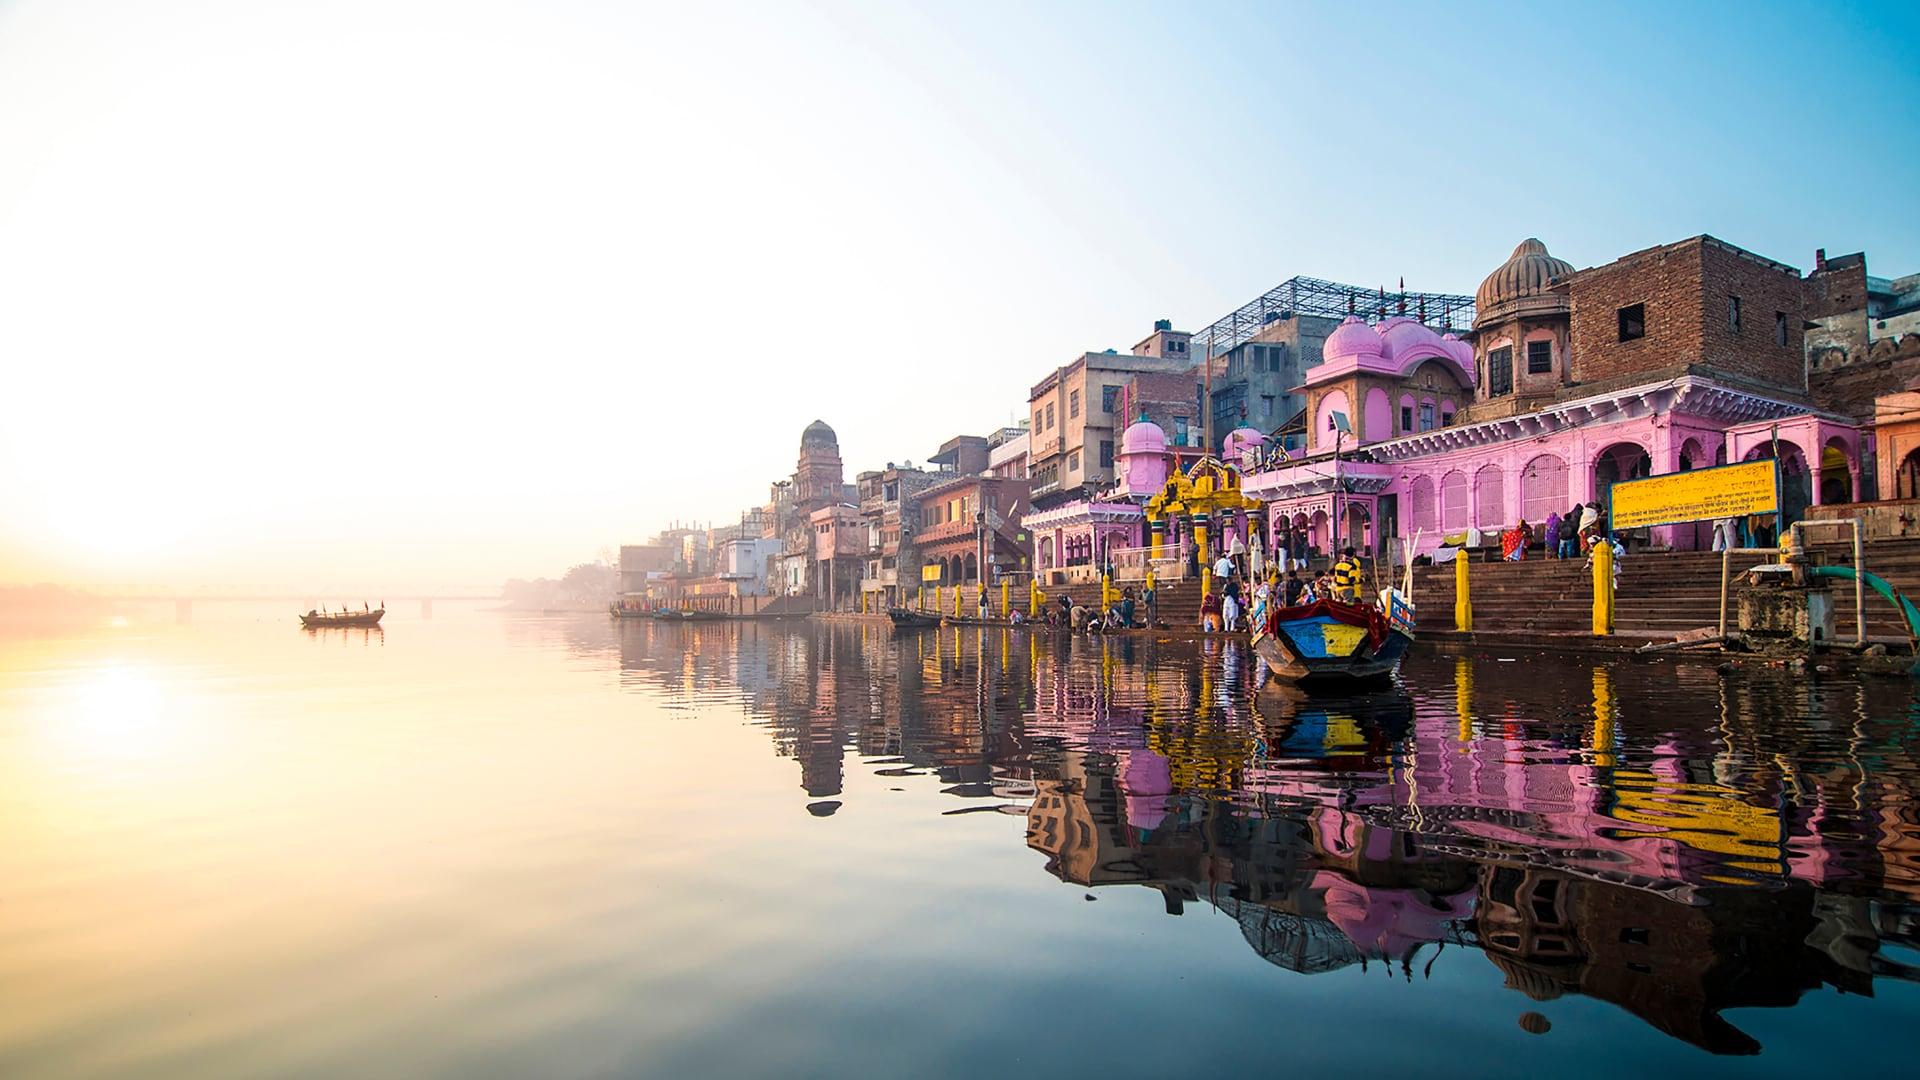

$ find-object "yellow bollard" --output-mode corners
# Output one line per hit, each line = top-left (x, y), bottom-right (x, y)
(1029, 578), (1040, 618)
(1200, 566), (1212, 628)
(953, 584), (963, 618)
(1454, 552), (1472, 632)
(1591, 540), (1614, 635)
(1000, 578), (1009, 619)
(918, 585), (925, 612)
(936, 585), (944, 615)
(1101, 572), (1112, 613)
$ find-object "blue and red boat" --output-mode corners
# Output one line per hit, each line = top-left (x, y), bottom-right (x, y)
(1252, 594), (1414, 687)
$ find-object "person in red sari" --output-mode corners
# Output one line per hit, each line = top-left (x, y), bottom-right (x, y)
(1501, 518), (1532, 561)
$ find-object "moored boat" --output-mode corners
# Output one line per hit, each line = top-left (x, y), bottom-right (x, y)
(1252, 594), (1413, 688)
(300, 608), (384, 629)
(887, 607), (941, 628)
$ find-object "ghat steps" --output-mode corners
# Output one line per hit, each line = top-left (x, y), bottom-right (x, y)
(1410, 539), (1920, 640)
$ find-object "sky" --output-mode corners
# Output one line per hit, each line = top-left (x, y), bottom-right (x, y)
(1, 0), (1916, 592)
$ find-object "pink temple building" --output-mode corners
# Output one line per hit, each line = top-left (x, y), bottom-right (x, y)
(1243, 236), (1863, 559)
(1027, 416), (1270, 583)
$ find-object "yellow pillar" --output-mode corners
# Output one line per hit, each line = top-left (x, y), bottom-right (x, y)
(1591, 540), (1614, 635)
(1028, 578), (1040, 618)
(1000, 578), (1010, 618)
(1454, 552), (1472, 632)
(1193, 518), (1210, 568)
(936, 585), (944, 615)
(1149, 521), (1164, 561)
(1200, 566), (1212, 621)
(953, 584), (963, 617)
(918, 585), (925, 612)
(1101, 572), (1112, 612)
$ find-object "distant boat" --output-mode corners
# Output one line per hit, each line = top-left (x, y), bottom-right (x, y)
(1252, 596), (1412, 687)
(887, 607), (941, 628)
(300, 608), (384, 629)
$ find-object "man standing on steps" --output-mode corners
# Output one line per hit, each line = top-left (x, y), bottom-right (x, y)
(1332, 547), (1363, 603)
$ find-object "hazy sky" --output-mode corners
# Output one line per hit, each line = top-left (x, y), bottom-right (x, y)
(2, 0), (1916, 591)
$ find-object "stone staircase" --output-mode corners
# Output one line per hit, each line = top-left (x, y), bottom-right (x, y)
(1408, 539), (1920, 641)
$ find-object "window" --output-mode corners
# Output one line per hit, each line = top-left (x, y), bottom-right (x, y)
(1401, 405), (1414, 432)
(1526, 340), (1552, 374)
(1728, 295), (1742, 332)
(1101, 385), (1120, 413)
(1260, 394), (1275, 420)
(1069, 390), (1080, 419)
(1618, 303), (1646, 342)
(1775, 311), (1788, 346)
(1173, 417), (1189, 444)
(1419, 402), (1436, 432)
(1098, 439), (1114, 469)
(1489, 346), (1514, 397)
(1067, 450), (1080, 472)
(1442, 406), (1455, 426)
(1045, 403), (1054, 429)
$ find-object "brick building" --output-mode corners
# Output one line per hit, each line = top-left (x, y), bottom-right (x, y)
(1805, 249), (1920, 370)
(1028, 331), (1200, 510)
(913, 473), (1033, 586)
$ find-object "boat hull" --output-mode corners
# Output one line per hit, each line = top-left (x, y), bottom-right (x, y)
(887, 608), (941, 628)
(300, 611), (384, 629)
(1252, 599), (1411, 688)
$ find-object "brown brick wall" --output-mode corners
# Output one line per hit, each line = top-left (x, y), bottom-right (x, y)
(1567, 237), (1804, 394)
(1804, 258), (1870, 367)
(1696, 240), (1804, 391)
(1568, 240), (1705, 387)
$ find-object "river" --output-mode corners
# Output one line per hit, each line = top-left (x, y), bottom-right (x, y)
(2, 605), (1917, 1076)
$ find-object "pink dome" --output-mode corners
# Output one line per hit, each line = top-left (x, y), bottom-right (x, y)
(1377, 316), (1442, 360)
(1121, 417), (1166, 455)
(1223, 427), (1265, 461)
(1323, 316), (1383, 361)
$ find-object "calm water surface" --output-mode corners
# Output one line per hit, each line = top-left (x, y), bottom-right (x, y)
(3, 604), (1919, 1077)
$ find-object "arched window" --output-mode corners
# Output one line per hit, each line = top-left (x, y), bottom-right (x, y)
(1441, 471), (1469, 531)
(1474, 464), (1505, 528)
(1521, 454), (1568, 523)
(1408, 476), (1436, 532)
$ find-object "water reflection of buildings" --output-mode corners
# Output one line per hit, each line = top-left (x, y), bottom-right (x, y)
(595, 618), (1920, 1054)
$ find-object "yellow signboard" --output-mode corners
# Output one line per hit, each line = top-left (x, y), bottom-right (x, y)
(921, 564), (944, 582)
(1608, 459), (1777, 530)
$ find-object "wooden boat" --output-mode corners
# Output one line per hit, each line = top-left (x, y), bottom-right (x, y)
(300, 608), (384, 629)
(1252, 596), (1412, 687)
(609, 605), (652, 619)
(887, 607), (942, 628)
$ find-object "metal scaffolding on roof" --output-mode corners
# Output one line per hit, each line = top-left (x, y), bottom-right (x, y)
(1192, 275), (1476, 359)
